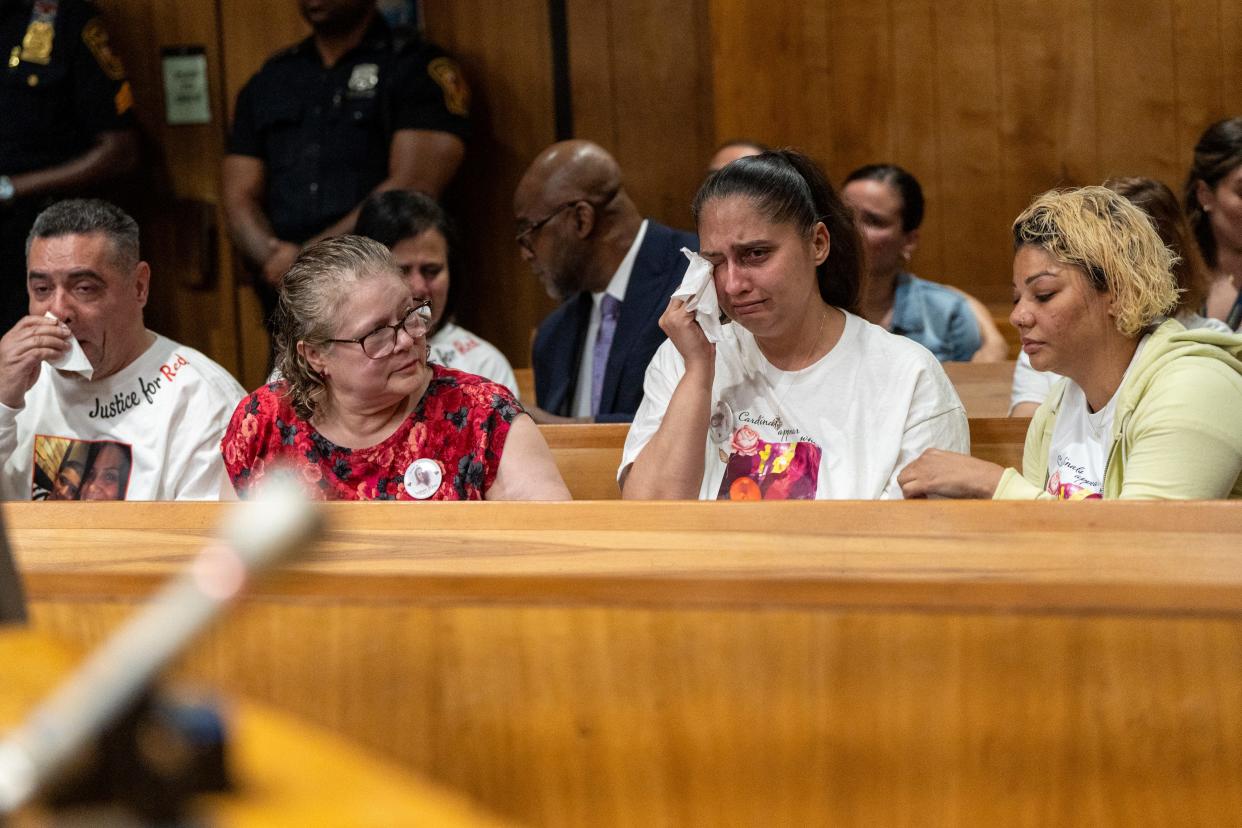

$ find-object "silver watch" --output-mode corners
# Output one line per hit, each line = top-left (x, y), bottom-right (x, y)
(0, 176), (14, 204)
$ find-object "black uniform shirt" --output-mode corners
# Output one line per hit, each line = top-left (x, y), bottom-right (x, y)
(229, 16), (470, 244)
(0, 0), (133, 174)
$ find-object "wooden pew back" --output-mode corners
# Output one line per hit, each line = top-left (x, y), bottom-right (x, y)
(11, 501), (1242, 827)
(539, 420), (1030, 500)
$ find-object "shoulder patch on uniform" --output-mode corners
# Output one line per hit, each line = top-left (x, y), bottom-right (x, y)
(114, 79), (132, 115)
(427, 56), (469, 117)
(82, 17), (126, 80)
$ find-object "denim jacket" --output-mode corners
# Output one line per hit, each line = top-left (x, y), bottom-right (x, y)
(890, 272), (981, 362)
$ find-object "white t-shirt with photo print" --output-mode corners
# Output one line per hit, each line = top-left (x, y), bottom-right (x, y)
(0, 333), (245, 501)
(1043, 335), (1149, 500)
(620, 311), (970, 500)
(428, 321), (519, 398)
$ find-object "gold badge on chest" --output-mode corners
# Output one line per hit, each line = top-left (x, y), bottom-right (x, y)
(20, 20), (53, 65)
(17, 0), (60, 67)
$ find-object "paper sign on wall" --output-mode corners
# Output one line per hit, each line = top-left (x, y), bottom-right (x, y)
(162, 46), (210, 126)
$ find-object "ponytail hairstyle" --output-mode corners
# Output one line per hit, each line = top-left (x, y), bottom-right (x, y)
(692, 149), (863, 313)
(1183, 117), (1242, 269)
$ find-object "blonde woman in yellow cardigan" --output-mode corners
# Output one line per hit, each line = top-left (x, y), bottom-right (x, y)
(899, 186), (1242, 500)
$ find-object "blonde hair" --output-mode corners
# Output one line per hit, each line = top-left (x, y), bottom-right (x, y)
(1012, 186), (1178, 336)
(274, 235), (400, 420)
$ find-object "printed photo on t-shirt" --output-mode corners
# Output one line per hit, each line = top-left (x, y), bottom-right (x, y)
(716, 425), (821, 500)
(1045, 466), (1102, 500)
(32, 436), (133, 501)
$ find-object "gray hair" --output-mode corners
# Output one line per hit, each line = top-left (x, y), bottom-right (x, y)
(27, 199), (140, 270)
(274, 235), (400, 420)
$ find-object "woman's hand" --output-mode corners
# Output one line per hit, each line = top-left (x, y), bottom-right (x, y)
(898, 449), (1005, 499)
(658, 298), (715, 373)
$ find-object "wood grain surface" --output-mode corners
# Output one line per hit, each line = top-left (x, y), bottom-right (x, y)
(11, 501), (1242, 825)
(0, 631), (514, 826)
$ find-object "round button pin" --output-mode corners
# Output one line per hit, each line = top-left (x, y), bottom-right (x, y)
(403, 458), (442, 500)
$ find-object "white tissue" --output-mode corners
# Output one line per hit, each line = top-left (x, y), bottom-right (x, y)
(672, 247), (724, 343)
(44, 312), (93, 380)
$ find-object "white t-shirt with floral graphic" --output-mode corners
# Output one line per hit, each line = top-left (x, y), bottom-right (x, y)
(620, 312), (969, 499)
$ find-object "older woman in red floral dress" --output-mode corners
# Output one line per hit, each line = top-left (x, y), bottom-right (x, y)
(221, 235), (569, 501)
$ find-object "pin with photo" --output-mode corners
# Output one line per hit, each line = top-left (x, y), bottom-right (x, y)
(403, 458), (442, 500)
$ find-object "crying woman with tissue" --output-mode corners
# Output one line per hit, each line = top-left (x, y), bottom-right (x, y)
(619, 151), (968, 500)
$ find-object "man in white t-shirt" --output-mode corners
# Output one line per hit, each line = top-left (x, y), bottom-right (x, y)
(0, 199), (245, 501)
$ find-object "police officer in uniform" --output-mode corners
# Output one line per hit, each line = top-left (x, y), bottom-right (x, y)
(0, 0), (137, 333)
(223, 0), (470, 331)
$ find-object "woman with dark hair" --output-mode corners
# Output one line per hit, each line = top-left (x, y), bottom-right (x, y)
(355, 190), (518, 395)
(1186, 117), (1242, 329)
(842, 163), (1006, 362)
(222, 236), (568, 501)
(619, 150), (968, 500)
(1010, 176), (1231, 417)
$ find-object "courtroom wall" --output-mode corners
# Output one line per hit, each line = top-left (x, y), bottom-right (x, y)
(709, 0), (1242, 304)
(88, 2), (1242, 381)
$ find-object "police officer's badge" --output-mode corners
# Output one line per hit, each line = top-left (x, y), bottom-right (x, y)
(19, 0), (59, 66)
(348, 63), (380, 96)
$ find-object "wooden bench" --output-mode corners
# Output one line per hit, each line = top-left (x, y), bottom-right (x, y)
(539, 419), (1029, 500)
(11, 500), (1242, 827)
(518, 363), (1017, 417)
(943, 360), (1016, 417)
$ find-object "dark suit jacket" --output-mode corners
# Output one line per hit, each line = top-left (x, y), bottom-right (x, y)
(532, 221), (698, 423)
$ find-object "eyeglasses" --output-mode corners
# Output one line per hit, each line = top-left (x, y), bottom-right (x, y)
(514, 201), (579, 251)
(514, 188), (621, 252)
(325, 301), (432, 359)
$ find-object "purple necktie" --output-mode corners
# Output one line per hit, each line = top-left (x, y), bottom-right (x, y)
(591, 294), (622, 416)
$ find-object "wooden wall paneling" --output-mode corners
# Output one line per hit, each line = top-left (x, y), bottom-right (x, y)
(216, 0), (309, 388)
(887, 0), (946, 293)
(708, 1), (834, 167)
(825, 0), (895, 178)
(1170, 0), (1226, 168)
(996, 0), (1099, 242)
(1224, 0), (1242, 113)
(1093, 0), (1179, 183)
(567, 0), (715, 230)
(423, 1), (557, 368)
(94, 0), (242, 374)
(564, 1), (614, 146)
(922, 0), (1008, 304)
(217, 1), (308, 120)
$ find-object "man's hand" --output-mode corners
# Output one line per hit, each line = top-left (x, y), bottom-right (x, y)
(261, 241), (300, 288)
(0, 316), (69, 408)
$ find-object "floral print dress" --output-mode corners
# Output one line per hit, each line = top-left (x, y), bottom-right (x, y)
(221, 366), (523, 500)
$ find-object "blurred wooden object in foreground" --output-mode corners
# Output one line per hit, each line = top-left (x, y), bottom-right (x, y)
(10, 500), (1242, 827)
(0, 629), (513, 825)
